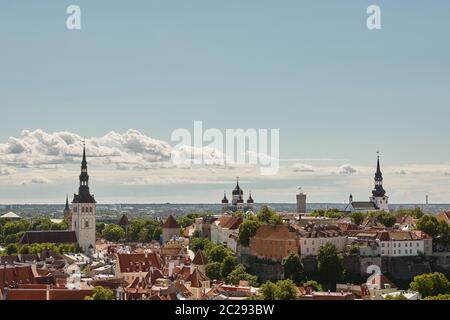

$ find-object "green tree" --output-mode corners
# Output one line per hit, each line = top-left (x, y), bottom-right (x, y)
(96, 222), (106, 236)
(6, 243), (19, 255)
(379, 212), (396, 228)
(260, 281), (277, 300)
(424, 294), (450, 300)
(102, 224), (125, 242)
(350, 212), (366, 225)
(205, 262), (223, 281)
(19, 244), (30, 254)
(226, 264), (258, 287)
(409, 272), (450, 298)
(205, 244), (232, 263)
(394, 208), (425, 219)
(384, 294), (408, 300)
(3, 220), (31, 237)
(256, 206), (282, 224)
(238, 219), (261, 246)
(274, 279), (298, 300)
(304, 280), (323, 292)
(84, 286), (114, 300)
(221, 255), (238, 278)
(415, 215), (440, 238)
(282, 253), (304, 284)
(348, 243), (360, 255)
(190, 237), (210, 252)
(317, 242), (344, 289)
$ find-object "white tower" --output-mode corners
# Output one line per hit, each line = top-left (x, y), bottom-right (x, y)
(71, 143), (97, 254)
(369, 153), (389, 212)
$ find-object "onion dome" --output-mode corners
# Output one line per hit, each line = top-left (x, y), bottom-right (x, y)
(222, 192), (229, 204)
(232, 177), (243, 196)
(247, 191), (254, 204)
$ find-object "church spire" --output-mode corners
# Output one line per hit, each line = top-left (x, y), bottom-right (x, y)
(73, 141), (96, 204)
(81, 139), (87, 168)
(372, 151), (386, 197)
(65, 195), (70, 211)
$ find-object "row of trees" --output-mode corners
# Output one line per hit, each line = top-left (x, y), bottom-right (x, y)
(2, 242), (80, 256)
(98, 218), (163, 243)
(0, 217), (68, 246)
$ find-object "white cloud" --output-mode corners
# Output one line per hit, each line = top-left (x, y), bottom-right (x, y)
(21, 176), (53, 185)
(292, 163), (315, 173)
(0, 129), (172, 170)
(337, 164), (357, 175)
(0, 166), (16, 176)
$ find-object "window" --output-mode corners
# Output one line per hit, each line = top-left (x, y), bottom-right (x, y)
(405, 250), (407, 254)
(417, 242), (419, 247)
(381, 250), (384, 255)
(84, 220), (89, 228)
(382, 243), (385, 247)
(410, 249), (412, 254)
(73, 207), (78, 213)
(410, 243), (412, 247)
(394, 250), (396, 254)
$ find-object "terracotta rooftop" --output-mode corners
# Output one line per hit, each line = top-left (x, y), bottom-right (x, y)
(252, 224), (298, 241)
(117, 253), (162, 273)
(162, 215), (180, 229)
(118, 214), (130, 226)
(216, 216), (243, 230)
(192, 250), (208, 265)
(300, 224), (344, 238)
(185, 268), (208, 288)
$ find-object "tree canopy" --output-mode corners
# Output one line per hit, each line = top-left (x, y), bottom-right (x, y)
(102, 224), (125, 242)
(282, 253), (304, 284)
(317, 242), (344, 289)
(409, 272), (450, 298)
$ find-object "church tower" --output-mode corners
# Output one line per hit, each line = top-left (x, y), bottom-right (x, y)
(63, 195), (72, 229)
(71, 142), (97, 254)
(369, 153), (389, 212)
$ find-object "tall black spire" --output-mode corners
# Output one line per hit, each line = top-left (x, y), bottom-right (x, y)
(73, 141), (96, 204)
(372, 152), (386, 197)
(65, 195), (70, 211)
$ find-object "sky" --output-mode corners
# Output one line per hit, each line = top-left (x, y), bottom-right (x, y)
(0, 1), (450, 204)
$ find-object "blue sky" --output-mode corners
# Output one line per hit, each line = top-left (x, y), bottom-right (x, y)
(1, 1), (450, 203)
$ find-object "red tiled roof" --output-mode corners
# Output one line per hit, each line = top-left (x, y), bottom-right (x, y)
(117, 253), (162, 273)
(216, 216), (243, 230)
(162, 215), (180, 229)
(185, 268), (208, 288)
(253, 224), (298, 241)
(0, 265), (36, 292)
(5, 287), (93, 300)
(192, 250), (208, 265)
(118, 214), (130, 226)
